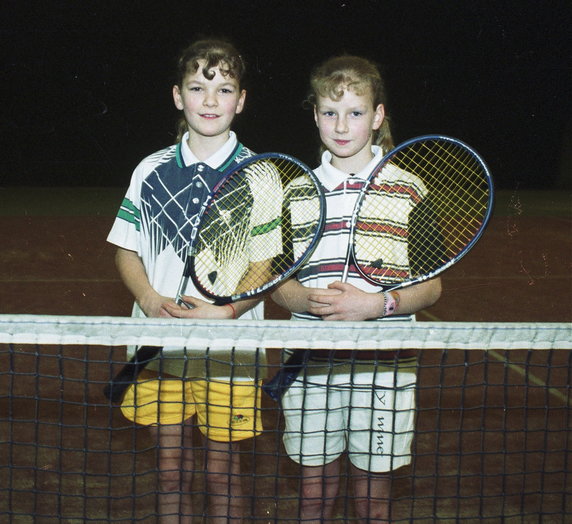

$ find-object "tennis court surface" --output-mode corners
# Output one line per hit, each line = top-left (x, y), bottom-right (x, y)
(1, 187), (570, 522)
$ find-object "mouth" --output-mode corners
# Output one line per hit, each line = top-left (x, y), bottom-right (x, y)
(333, 139), (350, 146)
(200, 113), (219, 119)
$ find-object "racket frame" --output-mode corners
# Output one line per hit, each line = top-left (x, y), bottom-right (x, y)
(184, 152), (326, 304)
(343, 134), (494, 292)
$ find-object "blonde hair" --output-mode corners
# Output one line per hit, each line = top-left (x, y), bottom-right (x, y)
(174, 38), (246, 142)
(307, 55), (394, 153)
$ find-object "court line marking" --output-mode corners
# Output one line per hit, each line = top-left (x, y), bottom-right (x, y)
(421, 310), (570, 406)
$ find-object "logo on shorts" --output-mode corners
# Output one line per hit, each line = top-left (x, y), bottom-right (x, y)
(231, 414), (250, 426)
(375, 390), (387, 405)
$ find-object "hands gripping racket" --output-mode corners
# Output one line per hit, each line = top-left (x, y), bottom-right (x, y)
(104, 153), (325, 403)
(263, 135), (494, 401)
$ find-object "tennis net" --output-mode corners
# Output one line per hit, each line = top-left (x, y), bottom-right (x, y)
(1, 314), (570, 522)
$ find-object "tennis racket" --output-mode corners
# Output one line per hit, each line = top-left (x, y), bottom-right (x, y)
(104, 152), (325, 403)
(263, 135), (494, 401)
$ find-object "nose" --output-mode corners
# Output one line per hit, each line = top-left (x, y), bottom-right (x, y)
(334, 115), (348, 133)
(203, 90), (218, 107)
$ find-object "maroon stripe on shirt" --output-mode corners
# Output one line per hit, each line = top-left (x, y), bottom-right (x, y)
(368, 181), (424, 204)
(355, 221), (408, 237)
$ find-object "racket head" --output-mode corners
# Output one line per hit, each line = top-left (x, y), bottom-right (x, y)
(187, 152), (325, 303)
(350, 135), (493, 288)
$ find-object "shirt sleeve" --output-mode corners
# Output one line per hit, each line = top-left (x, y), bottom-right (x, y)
(106, 162), (146, 254)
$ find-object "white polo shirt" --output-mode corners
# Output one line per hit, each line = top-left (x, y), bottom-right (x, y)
(108, 132), (268, 378)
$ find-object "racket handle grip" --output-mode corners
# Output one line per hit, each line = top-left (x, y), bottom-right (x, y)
(262, 350), (308, 402)
(103, 346), (162, 403)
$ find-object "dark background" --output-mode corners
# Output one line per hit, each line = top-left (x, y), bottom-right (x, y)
(1, 0), (570, 190)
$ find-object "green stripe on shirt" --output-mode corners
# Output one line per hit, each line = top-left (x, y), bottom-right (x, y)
(117, 198), (141, 231)
(251, 216), (281, 237)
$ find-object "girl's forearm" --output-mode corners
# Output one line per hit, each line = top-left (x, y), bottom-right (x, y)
(389, 277), (442, 316)
(271, 279), (312, 313)
(115, 247), (161, 313)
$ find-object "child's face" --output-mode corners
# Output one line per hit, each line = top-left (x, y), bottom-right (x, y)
(173, 60), (246, 141)
(314, 86), (384, 166)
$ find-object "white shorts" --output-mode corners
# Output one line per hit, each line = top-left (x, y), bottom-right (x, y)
(281, 357), (417, 472)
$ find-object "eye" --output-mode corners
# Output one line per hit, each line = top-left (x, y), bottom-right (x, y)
(220, 87), (234, 94)
(351, 111), (364, 117)
(321, 111), (335, 117)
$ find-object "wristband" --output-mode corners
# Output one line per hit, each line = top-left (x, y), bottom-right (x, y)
(383, 291), (400, 317)
(225, 303), (237, 319)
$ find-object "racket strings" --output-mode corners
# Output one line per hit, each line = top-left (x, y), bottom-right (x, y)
(194, 178), (254, 294)
(191, 156), (324, 299)
(421, 145), (489, 220)
(353, 138), (491, 284)
(401, 143), (487, 212)
(419, 143), (489, 258)
(399, 142), (488, 227)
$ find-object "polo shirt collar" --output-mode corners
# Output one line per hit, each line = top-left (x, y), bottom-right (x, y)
(319, 146), (385, 191)
(179, 131), (239, 169)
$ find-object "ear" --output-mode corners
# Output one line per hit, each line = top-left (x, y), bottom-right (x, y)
(372, 104), (385, 131)
(313, 105), (319, 127)
(235, 89), (247, 115)
(173, 85), (184, 110)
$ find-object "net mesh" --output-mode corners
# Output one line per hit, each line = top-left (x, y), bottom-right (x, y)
(1, 315), (570, 522)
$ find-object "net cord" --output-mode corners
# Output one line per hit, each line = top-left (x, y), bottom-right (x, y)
(0, 314), (570, 350)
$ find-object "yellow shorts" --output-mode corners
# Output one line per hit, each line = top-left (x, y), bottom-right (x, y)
(120, 370), (263, 442)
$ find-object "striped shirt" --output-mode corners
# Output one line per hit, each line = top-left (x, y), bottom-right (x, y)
(293, 146), (417, 326)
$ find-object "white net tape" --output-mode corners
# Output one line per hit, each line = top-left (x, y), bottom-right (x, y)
(0, 314), (570, 350)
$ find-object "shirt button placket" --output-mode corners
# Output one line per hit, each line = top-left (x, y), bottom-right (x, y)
(189, 164), (206, 217)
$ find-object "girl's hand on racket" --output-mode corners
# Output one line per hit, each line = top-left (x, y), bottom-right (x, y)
(308, 282), (383, 321)
(161, 295), (232, 319)
(141, 293), (176, 318)
(273, 279), (339, 314)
